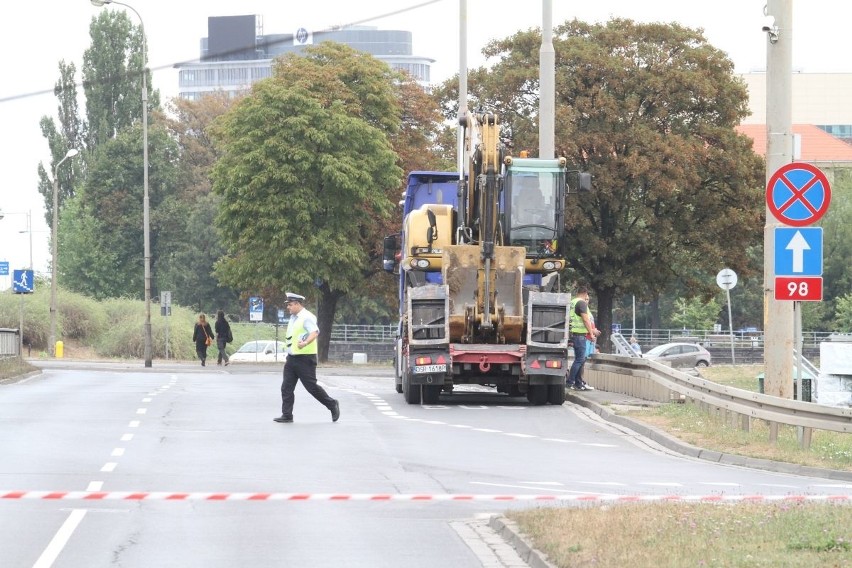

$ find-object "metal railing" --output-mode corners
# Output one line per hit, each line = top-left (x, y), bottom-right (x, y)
(229, 322), (396, 343)
(586, 354), (852, 449)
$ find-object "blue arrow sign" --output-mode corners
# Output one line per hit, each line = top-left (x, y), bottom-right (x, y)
(775, 227), (822, 277)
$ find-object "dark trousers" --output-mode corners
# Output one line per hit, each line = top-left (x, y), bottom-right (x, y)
(196, 344), (208, 364)
(280, 355), (335, 418)
(567, 334), (587, 386)
(216, 338), (229, 363)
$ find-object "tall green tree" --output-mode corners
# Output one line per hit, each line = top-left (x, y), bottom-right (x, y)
(437, 19), (764, 348)
(59, 124), (179, 300)
(211, 45), (403, 360)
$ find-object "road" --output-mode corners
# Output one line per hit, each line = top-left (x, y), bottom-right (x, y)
(2, 362), (850, 567)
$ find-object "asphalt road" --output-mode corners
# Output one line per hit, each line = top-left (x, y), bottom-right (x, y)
(2, 362), (850, 567)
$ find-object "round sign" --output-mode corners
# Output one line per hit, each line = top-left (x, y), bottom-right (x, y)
(716, 268), (737, 291)
(766, 163), (831, 227)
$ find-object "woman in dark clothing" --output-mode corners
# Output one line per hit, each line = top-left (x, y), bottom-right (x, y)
(192, 313), (214, 366)
(214, 310), (232, 366)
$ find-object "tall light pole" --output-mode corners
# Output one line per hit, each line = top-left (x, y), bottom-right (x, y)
(91, 0), (152, 367)
(50, 149), (79, 357)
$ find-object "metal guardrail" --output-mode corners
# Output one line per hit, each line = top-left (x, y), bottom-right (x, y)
(586, 354), (852, 449)
(230, 322), (397, 343)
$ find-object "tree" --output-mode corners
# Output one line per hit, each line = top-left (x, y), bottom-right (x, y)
(671, 297), (722, 331)
(438, 19), (764, 349)
(59, 124), (179, 300)
(211, 57), (403, 360)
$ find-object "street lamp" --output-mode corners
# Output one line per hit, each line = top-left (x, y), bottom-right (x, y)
(91, 0), (152, 367)
(50, 148), (79, 356)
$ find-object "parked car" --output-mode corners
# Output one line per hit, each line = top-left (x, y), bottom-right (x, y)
(229, 340), (288, 363)
(643, 342), (711, 368)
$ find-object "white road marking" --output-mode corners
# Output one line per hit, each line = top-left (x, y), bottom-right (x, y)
(699, 482), (741, 487)
(813, 484), (852, 489)
(136, 408), (147, 415)
(581, 443), (618, 448)
(100, 463), (117, 473)
(521, 481), (564, 486)
(128, 421), (141, 428)
(473, 428), (502, 433)
(542, 438), (577, 443)
(142, 397), (152, 402)
(120, 434), (134, 442)
(86, 481), (104, 492)
(111, 448), (125, 457)
(471, 481), (618, 495)
(641, 482), (685, 487)
(503, 433), (535, 438)
(32, 509), (87, 568)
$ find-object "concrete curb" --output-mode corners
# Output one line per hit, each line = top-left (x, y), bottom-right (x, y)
(567, 392), (852, 482)
(489, 515), (557, 568)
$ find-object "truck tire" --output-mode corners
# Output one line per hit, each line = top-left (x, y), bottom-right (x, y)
(526, 385), (548, 406)
(547, 384), (566, 405)
(402, 367), (421, 404)
(422, 384), (441, 405)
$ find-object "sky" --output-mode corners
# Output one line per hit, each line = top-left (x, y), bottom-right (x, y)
(1, 0), (850, 285)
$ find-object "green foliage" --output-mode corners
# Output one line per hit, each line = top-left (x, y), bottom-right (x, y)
(833, 293), (852, 333)
(670, 296), (721, 330)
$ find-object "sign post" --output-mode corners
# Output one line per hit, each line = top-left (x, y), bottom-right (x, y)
(767, 162), (830, 401)
(716, 268), (738, 365)
(161, 291), (172, 360)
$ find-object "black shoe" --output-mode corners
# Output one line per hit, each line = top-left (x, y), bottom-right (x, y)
(273, 416), (293, 423)
(330, 400), (340, 422)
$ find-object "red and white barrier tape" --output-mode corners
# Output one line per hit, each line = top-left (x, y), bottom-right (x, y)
(1, 491), (850, 503)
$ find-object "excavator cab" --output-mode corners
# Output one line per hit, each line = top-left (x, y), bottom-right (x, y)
(504, 159), (567, 267)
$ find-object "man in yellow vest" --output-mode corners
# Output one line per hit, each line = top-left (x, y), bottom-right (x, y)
(274, 292), (340, 423)
(567, 286), (600, 390)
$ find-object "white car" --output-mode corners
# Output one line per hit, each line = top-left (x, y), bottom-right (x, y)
(229, 340), (288, 363)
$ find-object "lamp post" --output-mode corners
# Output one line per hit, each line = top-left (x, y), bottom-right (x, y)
(50, 149), (79, 357)
(91, 0), (152, 367)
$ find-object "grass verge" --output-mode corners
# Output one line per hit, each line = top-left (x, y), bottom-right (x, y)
(0, 357), (39, 382)
(509, 502), (852, 568)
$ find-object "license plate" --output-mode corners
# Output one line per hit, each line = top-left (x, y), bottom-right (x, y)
(413, 364), (446, 374)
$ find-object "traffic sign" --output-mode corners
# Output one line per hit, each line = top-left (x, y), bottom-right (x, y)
(766, 163), (831, 227)
(0, 261), (8, 276)
(249, 296), (264, 322)
(774, 227), (822, 276)
(161, 290), (172, 307)
(278, 308), (288, 324)
(716, 268), (737, 290)
(12, 269), (34, 294)
(775, 276), (822, 301)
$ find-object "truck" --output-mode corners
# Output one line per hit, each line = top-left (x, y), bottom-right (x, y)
(383, 110), (590, 405)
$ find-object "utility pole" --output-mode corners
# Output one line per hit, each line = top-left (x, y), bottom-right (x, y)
(539, 0), (555, 159)
(763, 0), (794, 397)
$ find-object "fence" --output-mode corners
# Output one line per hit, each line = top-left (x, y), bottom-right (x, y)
(0, 328), (19, 358)
(229, 322), (396, 343)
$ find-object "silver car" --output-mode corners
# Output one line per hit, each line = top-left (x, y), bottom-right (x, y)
(229, 340), (288, 363)
(643, 342), (711, 368)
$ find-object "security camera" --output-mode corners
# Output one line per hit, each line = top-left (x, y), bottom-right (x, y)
(761, 15), (779, 43)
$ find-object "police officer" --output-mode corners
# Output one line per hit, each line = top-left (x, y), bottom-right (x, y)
(273, 292), (340, 424)
(567, 286), (600, 390)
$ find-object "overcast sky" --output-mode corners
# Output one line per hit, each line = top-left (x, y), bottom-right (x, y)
(1, 0), (850, 281)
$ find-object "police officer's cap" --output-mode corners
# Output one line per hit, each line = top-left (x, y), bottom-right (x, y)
(285, 292), (305, 304)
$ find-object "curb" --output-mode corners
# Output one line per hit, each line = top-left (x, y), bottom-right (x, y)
(488, 515), (557, 568)
(567, 392), (852, 482)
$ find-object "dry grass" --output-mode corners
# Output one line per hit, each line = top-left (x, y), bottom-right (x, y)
(509, 502), (852, 568)
(0, 357), (39, 382)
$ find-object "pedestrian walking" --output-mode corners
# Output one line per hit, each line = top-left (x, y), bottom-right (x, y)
(629, 336), (642, 356)
(192, 313), (214, 367)
(273, 292), (340, 424)
(567, 286), (600, 390)
(215, 310), (233, 366)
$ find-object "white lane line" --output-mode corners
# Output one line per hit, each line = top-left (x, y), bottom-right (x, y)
(699, 482), (741, 487)
(100, 463), (117, 473)
(522, 481), (564, 486)
(471, 481), (617, 495)
(32, 509), (87, 568)
(503, 433), (536, 438)
(86, 481), (104, 492)
(120, 434), (134, 442)
(542, 438), (577, 443)
(136, 408), (147, 415)
(111, 448), (125, 457)
(641, 482), (685, 487)
(472, 428), (502, 433)
(142, 397), (152, 403)
(128, 421), (141, 428)
(581, 443), (618, 448)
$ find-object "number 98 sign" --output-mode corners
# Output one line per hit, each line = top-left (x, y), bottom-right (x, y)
(775, 277), (822, 301)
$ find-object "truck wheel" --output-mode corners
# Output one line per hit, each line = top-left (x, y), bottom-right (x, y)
(547, 384), (566, 405)
(422, 384), (441, 405)
(526, 385), (548, 406)
(508, 385), (523, 397)
(402, 367), (421, 404)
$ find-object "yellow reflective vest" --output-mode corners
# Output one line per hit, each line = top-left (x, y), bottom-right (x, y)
(287, 309), (318, 355)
